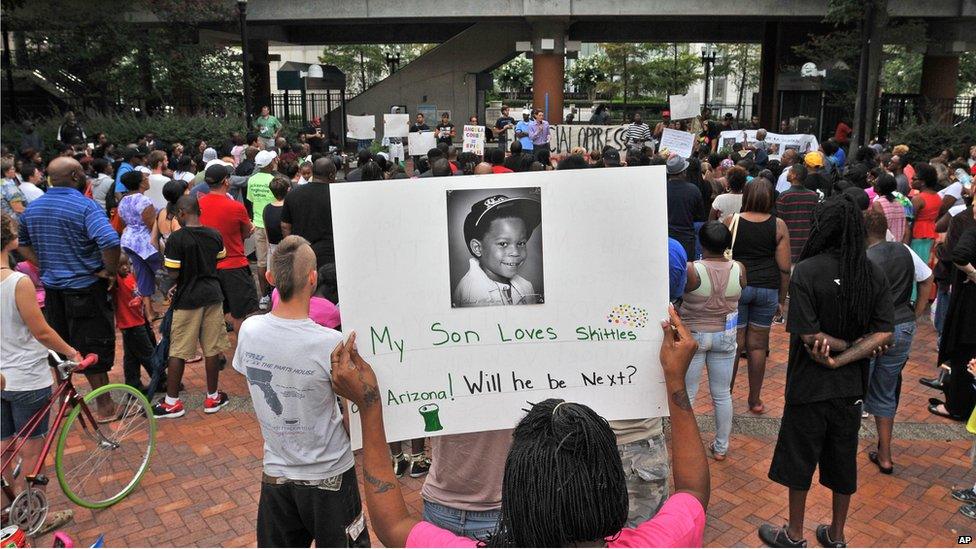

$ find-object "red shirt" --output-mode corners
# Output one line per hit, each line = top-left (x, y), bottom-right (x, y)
(834, 122), (852, 144)
(491, 165), (513, 174)
(198, 193), (252, 270)
(114, 274), (145, 329)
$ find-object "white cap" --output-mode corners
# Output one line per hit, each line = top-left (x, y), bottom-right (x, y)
(205, 158), (233, 170)
(135, 166), (151, 174)
(254, 150), (278, 169)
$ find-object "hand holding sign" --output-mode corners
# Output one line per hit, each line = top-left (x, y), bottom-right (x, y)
(347, 115), (376, 140)
(330, 332), (381, 411)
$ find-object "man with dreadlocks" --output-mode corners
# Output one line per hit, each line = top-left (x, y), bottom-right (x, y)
(759, 194), (894, 549)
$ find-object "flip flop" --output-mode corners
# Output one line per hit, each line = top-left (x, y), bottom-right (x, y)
(928, 403), (963, 420)
(929, 397), (945, 407)
(868, 451), (893, 474)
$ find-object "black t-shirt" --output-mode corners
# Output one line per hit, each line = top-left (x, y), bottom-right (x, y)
(785, 252), (894, 405)
(263, 203), (284, 245)
(280, 181), (334, 268)
(495, 116), (516, 139)
(866, 241), (918, 325)
(164, 226), (225, 310)
(436, 122), (455, 143)
(666, 178), (704, 259)
(805, 172), (831, 196)
(409, 123), (430, 133)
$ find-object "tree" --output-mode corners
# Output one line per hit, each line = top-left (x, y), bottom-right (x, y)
(712, 44), (761, 117)
(319, 45), (386, 95)
(494, 56), (532, 98)
(599, 43), (645, 103)
(567, 54), (608, 100)
(639, 44), (701, 99)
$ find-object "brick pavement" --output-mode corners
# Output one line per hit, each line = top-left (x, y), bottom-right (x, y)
(26, 314), (974, 547)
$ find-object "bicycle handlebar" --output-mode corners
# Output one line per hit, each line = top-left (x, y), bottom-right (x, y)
(75, 354), (99, 372)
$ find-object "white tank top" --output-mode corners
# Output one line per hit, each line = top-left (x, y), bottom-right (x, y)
(1, 271), (53, 391)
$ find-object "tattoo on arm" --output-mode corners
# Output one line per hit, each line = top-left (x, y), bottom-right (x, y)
(671, 389), (692, 411)
(358, 371), (380, 408)
(364, 470), (394, 494)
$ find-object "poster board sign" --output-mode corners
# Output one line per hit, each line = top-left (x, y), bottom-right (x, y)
(331, 167), (670, 445)
(383, 114), (410, 138)
(462, 125), (485, 156)
(668, 93), (700, 120)
(659, 128), (696, 158)
(547, 125), (627, 154)
(717, 130), (820, 155)
(346, 115), (376, 140)
(408, 131), (437, 156)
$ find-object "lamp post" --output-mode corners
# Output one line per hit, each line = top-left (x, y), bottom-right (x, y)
(384, 51), (401, 75)
(700, 44), (718, 110)
(237, 0), (253, 129)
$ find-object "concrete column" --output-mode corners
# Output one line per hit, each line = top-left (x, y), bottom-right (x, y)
(530, 22), (566, 124)
(920, 54), (959, 100)
(758, 22), (779, 131)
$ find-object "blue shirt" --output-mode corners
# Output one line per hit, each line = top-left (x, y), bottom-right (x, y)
(832, 147), (846, 167)
(668, 238), (688, 302)
(18, 187), (120, 289)
(114, 162), (133, 193)
(515, 120), (533, 151)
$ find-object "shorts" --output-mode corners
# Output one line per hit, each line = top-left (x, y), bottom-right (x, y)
(737, 285), (779, 329)
(169, 303), (230, 360)
(618, 434), (670, 527)
(1, 386), (53, 440)
(218, 266), (259, 319)
(267, 242), (278, 271)
(44, 281), (115, 374)
(768, 397), (862, 495)
(422, 501), (500, 541)
(124, 248), (163, 297)
(865, 321), (916, 418)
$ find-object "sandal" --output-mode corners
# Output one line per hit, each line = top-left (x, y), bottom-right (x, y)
(868, 451), (893, 475)
(928, 402), (964, 421)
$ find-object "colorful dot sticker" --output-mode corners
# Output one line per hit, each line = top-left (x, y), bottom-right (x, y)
(607, 304), (648, 328)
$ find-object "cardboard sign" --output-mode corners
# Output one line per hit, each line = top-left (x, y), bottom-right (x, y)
(383, 114), (410, 138)
(668, 93), (700, 120)
(408, 131), (437, 156)
(346, 115), (376, 140)
(717, 130), (820, 155)
(331, 167), (671, 445)
(659, 128), (696, 158)
(547, 125), (627, 154)
(462, 125), (486, 156)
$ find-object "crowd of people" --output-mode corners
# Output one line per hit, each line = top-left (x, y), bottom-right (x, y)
(1, 103), (975, 547)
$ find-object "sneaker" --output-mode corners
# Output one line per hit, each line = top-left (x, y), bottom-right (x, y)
(204, 391), (230, 414)
(259, 296), (271, 310)
(392, 454), (409, 478)
(408, 453), (431, 478)
(758, 523), (807, 548)
(152, 399), (185, 419)
(815, 524), (846, 548)
(953, 488), (976, 503)
(961, 503), (976, 519)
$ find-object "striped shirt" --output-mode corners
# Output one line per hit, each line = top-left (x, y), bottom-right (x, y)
(625, 123), (651, 146)
(18, 187), (120, 289)
(775, 186), (819, 263)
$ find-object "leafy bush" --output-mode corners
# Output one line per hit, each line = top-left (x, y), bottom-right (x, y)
(1, 112), (301, 158)
(887, 122), (976, 162)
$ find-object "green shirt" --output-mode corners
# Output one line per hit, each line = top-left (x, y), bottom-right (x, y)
(246, 172), (275, 228)
(256, 115), (281, 139)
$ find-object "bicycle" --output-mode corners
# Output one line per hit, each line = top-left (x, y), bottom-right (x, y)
(1, 351), (157, 536)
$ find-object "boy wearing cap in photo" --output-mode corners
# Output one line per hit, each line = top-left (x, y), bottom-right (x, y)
(248, 149), (279, 308)
(453, 194), (542, 307)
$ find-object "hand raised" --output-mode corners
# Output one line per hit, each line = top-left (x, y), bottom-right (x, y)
(659, 305), (697, 381)
(330, 332), (381, 410)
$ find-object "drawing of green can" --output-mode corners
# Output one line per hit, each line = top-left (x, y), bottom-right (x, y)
(419, 403), (444, 432)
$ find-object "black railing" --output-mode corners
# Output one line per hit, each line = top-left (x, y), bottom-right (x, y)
(877, 94), (976, 142)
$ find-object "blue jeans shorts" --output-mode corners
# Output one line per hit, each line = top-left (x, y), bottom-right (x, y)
(423, 500), (500, 541)
(737, 286), (779, 329)
(864, 321), (916, 418)
(1, 386), (53, 440)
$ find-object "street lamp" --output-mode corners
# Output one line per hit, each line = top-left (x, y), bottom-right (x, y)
(237, 0), (253, 129)
(384, 51), (402, 75)
(700, 44), (718, 110)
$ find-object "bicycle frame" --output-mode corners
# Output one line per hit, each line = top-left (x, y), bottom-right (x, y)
(1, 357), (101, 501)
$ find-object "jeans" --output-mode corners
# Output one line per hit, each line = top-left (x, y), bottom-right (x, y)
(422, 500), (500, 541)
(1, 386), (53, 439)
(121, 323), (157, 388)
(685, 330), (737, 454)
(865, 321), (916, 418)
(737, 285), (779, 329)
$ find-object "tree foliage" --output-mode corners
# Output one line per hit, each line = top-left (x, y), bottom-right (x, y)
(595, 43), (700, 101)
(567, 54), (609, 100)
(494, 56), (533, 97)
(318, 44), (433, 96)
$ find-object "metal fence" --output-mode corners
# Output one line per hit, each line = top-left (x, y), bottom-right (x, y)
(877, 94), (976, 142)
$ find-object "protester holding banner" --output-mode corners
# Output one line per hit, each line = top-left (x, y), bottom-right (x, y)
(329, 305), (709, 548)
(625, 113), (652, 151)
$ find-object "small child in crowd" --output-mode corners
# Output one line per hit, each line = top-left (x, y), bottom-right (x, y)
(453, 194), (541, 307)
(114, 253), (160, 392)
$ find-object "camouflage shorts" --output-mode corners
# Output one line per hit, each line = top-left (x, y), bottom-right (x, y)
(617, 434), (670, 527)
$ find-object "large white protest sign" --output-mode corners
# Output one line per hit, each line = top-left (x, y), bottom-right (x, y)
(548, 125), (627, 154)
(462, 125), (486, 156)
(408, 131), (437, 156)
(346, 115), (376, 140)
(331, 167), (671, 445)
(718, 130), (820, 155)
(383, 113), (410, 138)
(659, 128), (696, 158)
(669, 93), (700, 120)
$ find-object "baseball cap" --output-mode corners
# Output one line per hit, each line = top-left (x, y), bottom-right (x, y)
(122, 146), (145, 161)
(463, 194), (542, 250)
(254, 150), (278, 169)
(666, 155), (689, 175)
(205, 158), (233, 170)
(202, 147), (218, 163)
(205, 164), (231, 185)
(804, 151), (825, 168)
(661, 110), (671, 118)
(603, 148), (621, 166)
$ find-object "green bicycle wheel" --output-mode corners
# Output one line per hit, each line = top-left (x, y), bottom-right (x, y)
(55, 383), (156, 509)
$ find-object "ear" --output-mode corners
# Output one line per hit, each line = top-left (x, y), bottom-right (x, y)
(309, 268), (317, 289)
(469, 239), (483, 258)
(265, 270), (275, 287)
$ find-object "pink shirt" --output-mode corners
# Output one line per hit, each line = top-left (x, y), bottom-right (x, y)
(270, 288), (341, 329)
(405, 492), (706, 548)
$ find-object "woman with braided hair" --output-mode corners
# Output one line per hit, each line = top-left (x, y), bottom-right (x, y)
(760, 193), (894, 548)
(330, 306), (710, 548)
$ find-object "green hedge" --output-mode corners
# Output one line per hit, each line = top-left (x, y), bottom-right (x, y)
(1, 112), (302, 158)
(887, 122), (976, 162)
